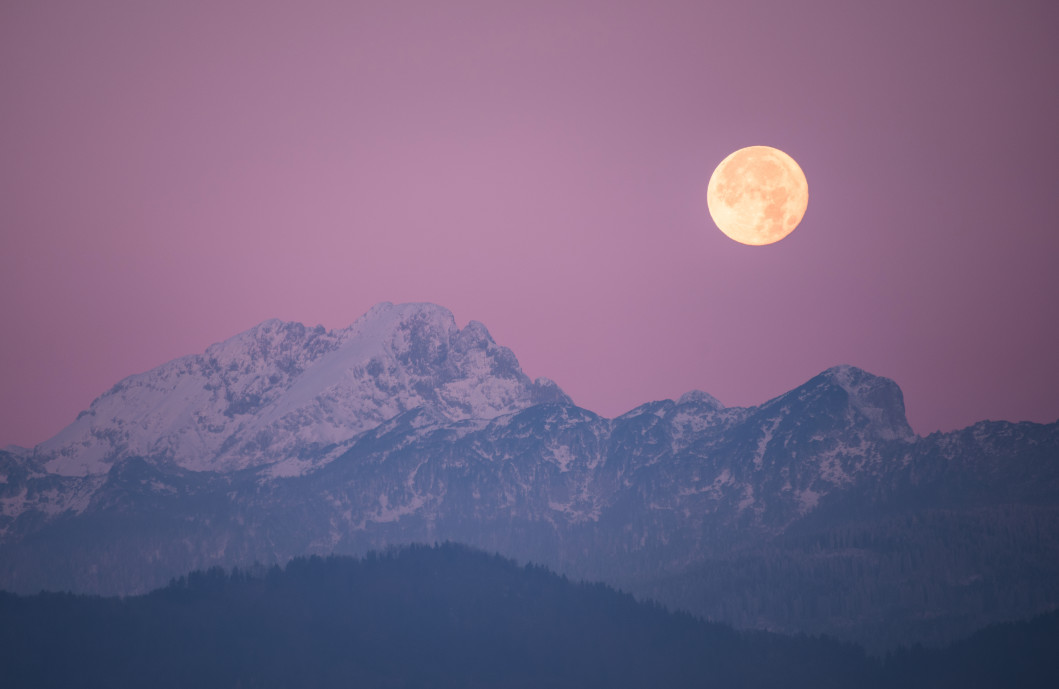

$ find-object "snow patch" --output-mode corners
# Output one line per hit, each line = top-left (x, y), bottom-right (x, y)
(371, 494), (426, 523)
(754, 416), (782, 468)
(738, 484), (756, 511)
(796, 488), (821, 512)
(548, 444), (575, 472)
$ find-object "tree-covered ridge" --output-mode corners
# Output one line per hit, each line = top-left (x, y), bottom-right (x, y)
(1, 544), (1056, 688)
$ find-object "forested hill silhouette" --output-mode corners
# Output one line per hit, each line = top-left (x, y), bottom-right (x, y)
(0, 544), (1056, 688)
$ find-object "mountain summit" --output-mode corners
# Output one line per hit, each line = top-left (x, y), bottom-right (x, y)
(755, 364), (916, 443)
(39, 302), (569, 475)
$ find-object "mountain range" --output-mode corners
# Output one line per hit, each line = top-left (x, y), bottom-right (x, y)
(2, 302), (1057, 650)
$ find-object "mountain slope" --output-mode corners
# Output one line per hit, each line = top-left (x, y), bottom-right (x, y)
(0, 545), (877, 689)
(2, 545), (1056, 689)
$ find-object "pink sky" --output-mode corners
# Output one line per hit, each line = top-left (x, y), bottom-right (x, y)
(2, 0), (1058, 448)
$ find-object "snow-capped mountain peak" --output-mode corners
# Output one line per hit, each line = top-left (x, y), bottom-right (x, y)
(817, 365), (915, 441)
(677, 390), (725, 410)
(38, 302), (569, 476)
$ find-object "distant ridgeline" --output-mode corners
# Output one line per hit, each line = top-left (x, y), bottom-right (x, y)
(1, 545), (1057, 689)
(2, 303), (1059, 651)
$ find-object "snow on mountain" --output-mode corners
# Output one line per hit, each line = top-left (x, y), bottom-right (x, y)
(677, 390), (724, 409)
(37, 302), (570, 476)
(754, 364), (916, 443)
(821, 364), (915, 441)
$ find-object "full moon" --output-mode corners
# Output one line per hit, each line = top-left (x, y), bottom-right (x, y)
(707, 146), (808, 246)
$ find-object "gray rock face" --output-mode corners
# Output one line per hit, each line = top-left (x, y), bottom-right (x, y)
(1, 303), (1057, 651)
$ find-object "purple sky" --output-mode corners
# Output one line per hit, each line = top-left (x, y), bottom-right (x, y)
(2, 0), (1058, 448)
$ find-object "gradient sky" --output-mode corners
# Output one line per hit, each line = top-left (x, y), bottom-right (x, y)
(2, 0), (1057, 448)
